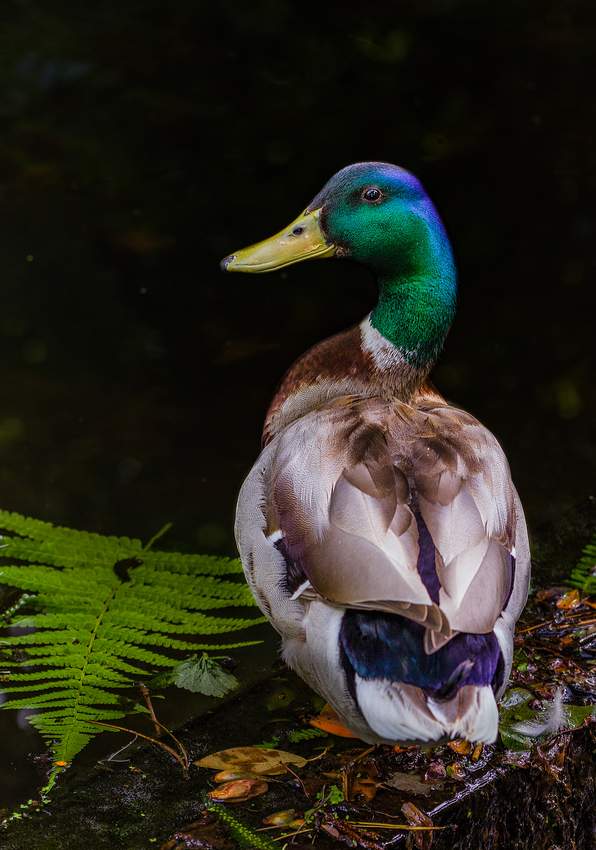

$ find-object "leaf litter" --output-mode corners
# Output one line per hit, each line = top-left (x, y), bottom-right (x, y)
(161, 583), (596, 848)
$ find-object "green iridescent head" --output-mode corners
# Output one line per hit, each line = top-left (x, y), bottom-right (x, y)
(222, 161), (458, 368)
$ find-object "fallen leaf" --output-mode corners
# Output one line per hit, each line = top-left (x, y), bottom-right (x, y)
(300, 777), (327, 798)
(386, 772), (439, 796)
(321, 823), (341, 839)
(556, 589), (580, 610)
(401, 802), (434, 850)
(499, 687), (537, 751)
(262, 809), (296, 827)
(195, 746), (307, 776)
(401, 802), (433, 826)
(446, 761), (466, 780)
(534, 734), (570, 780)
(536, 587), (568, 603)
(214, 770), (260, 782)
(563, 704), (596, 727)
(208, 779), (268, 802)
(160, 811), (233, 850)
(350, 759), (379, 803)
(447, 740), (472, 755)
(309, 703), (358, 738)
(423, 762), (447, 783)
(500, 749), (533, 768)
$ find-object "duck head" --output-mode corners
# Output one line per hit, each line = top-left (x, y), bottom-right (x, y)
(221, 162), (458, 369)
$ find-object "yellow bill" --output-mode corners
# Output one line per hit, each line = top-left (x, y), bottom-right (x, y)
(220, 207), (336, 273)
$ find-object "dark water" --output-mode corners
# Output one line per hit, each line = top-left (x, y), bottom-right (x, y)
(1, 0), (595, 812)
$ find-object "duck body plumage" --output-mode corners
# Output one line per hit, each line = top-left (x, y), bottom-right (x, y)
(224, 163), (530, 745)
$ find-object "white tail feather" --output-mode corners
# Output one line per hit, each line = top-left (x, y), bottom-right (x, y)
(356, 676), (499, 744)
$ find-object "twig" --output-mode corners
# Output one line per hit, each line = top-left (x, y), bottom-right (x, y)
(518, 610), (596, 634)
(87, 720), (189, 779)
(284, 762), (311, 800)
(349, 821), (445, 831)
(342, 745), (376, 801)
(97, 733), (139, 764)
(140, 682), (162, 737)
(149, 717), (190, 772)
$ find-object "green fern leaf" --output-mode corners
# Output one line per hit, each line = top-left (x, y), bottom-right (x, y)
(288, 727), (329, 743)
(568, 535), (596, 594)
(206, 798), (278, 850)
(0, 511), (264, 777)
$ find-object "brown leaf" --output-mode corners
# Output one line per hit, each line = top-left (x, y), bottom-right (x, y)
(446, 761), (466, 780)
(321, 823), (341, 839)
(536, 587), (568, 603)
(310, 703), (358, 738)
(350, 774), (379, 804)
(386, 771), (437, 796)
(423, 761), (447, 782)
(213, 770), (260, 782)
(447, 739), (472, 755)
(160, 811), (233, 850)
(556, 588), (580, 609)
(401, 802), (434, 850)
(402, 802), (433, 827)
(262, 809), (296, 826)
(195, 746), (307, 775)
(534, 734), (570, 780)
(500, 750), (533, 768)
(300, 777), (327, 798)
(207, 779), (268, 802)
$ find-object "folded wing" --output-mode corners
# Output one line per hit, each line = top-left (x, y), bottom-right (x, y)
(265, 396), (516, 653)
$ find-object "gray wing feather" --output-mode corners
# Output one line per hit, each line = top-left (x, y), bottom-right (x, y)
(237, 395), (528, 653)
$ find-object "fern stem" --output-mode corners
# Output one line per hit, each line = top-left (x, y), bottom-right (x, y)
(58, 578), (122, 763)
(148, 717), (189, 773)
(140, 523), (173, 556)
(140, 682), (162, 737)
(87, 719), (190, 779)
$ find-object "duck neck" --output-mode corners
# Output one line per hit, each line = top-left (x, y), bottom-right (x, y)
(370, 268), (457, 374)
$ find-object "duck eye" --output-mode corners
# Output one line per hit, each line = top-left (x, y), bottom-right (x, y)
(361, 187), (383, 203)
(291, 226), (305, 236)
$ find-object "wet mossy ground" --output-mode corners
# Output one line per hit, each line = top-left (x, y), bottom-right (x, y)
(3, 498), (596, 850)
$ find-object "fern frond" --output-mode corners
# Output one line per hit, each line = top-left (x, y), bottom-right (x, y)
(142, 550), (245, 575)
(206, 798), (278, 850)
(568, 535), (596, 594)
(0, 510), (264, 775)
(0, 509), (141, 550)
(288, 726), (329, 743)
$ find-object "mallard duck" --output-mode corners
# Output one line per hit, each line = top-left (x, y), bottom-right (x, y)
(221, 162), (530, 745)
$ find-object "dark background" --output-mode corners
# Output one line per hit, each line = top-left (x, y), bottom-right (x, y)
(0, 0), (594, 555)
(1, 0), (596, 813)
